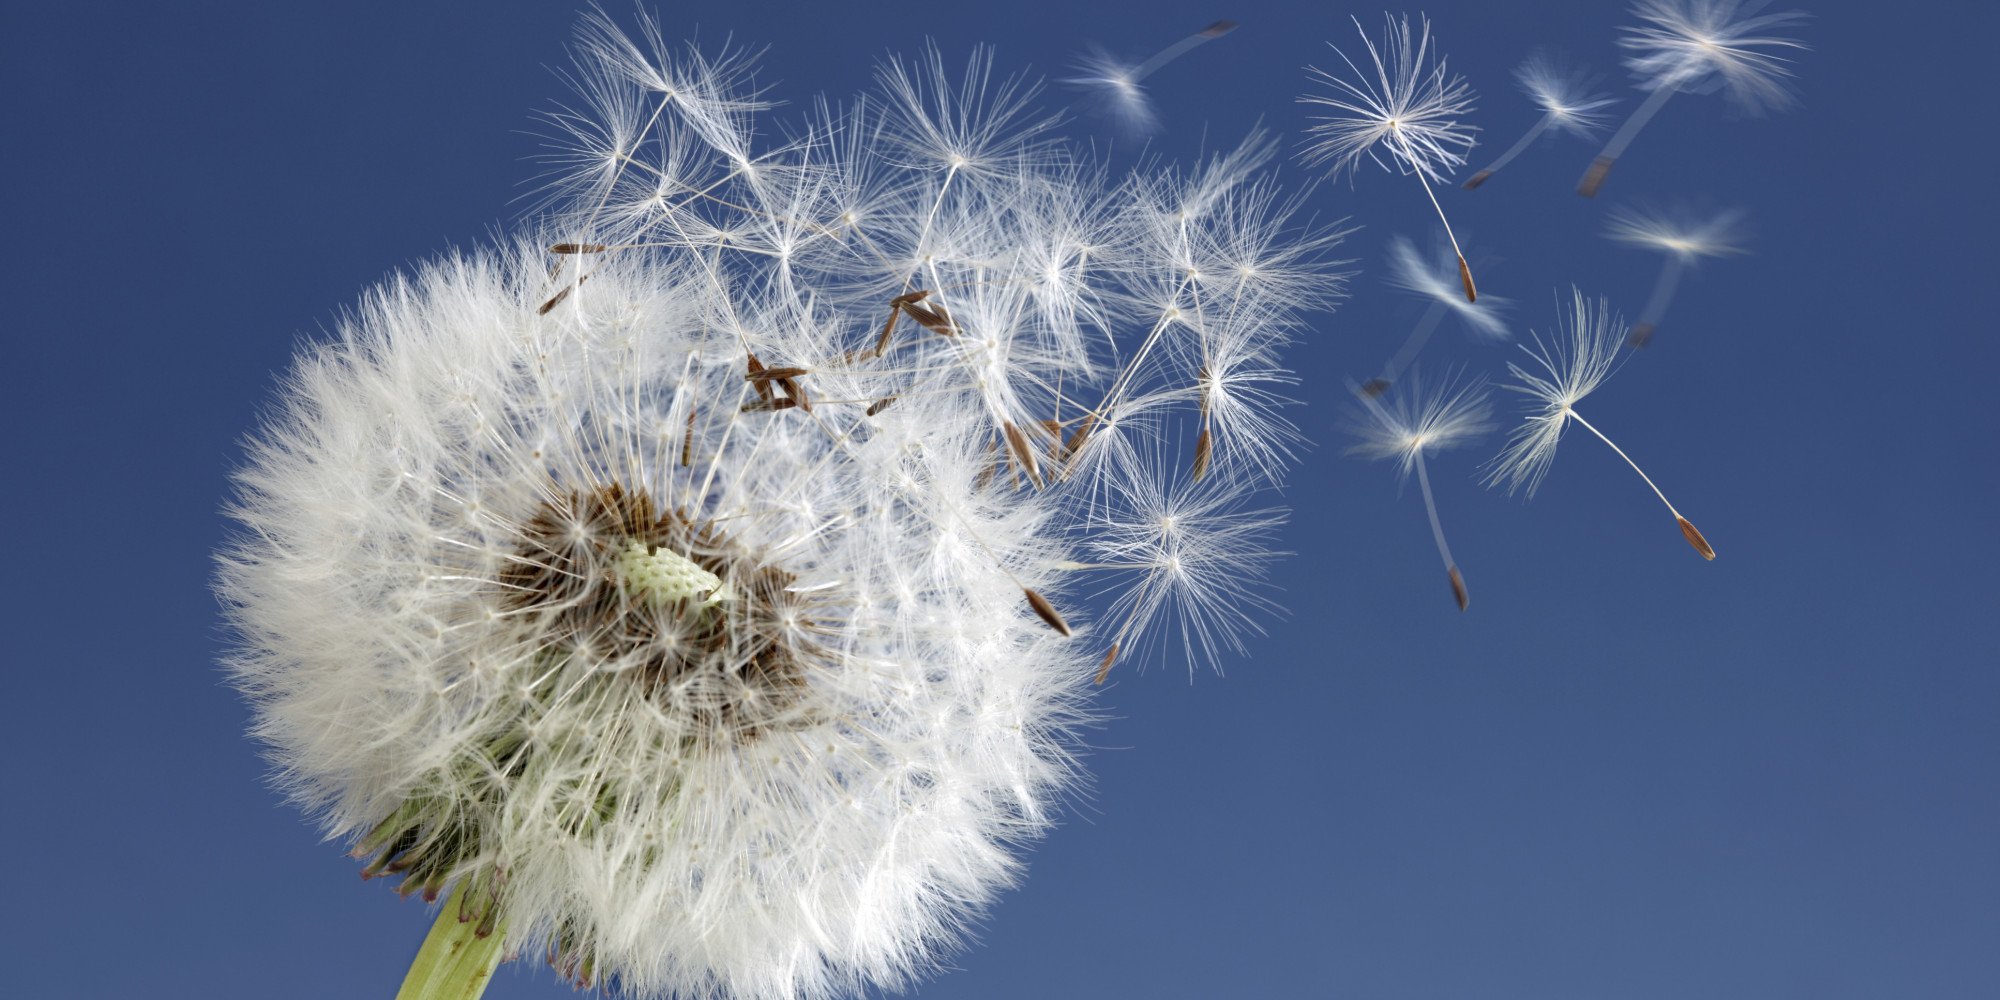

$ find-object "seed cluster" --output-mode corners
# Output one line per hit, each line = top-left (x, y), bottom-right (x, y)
(499, 482), (818, 737)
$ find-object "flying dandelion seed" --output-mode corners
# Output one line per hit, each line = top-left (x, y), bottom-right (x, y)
(1065, 20), (1239, 136)
(1604, 203), (1748, 346)
(1300, 12), (1480, 303)
(219, 11), (1345, 1000)
(1486, 289), (1715, 560)
(1345, 372), (1493, 610)
(1464, 50), (1615, 189)
(1578, 0), (1810, 197)
(1363, 233), (1510, 396)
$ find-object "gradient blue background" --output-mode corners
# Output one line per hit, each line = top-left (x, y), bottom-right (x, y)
(4, 2), (1994, 997)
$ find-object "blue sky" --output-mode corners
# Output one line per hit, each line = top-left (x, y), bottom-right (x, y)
(3, 2), (1994, 998)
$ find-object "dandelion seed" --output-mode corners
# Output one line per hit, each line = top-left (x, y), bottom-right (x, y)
(1464, 50), (1615, 189)
(1065, 20), (1239, 136)
(1301, 13), (1480, 302)
(1578, 0), (1810, 197)
(1367, 234), (1510, 394)
(1485, 289), (1716, 559)
(1604, 203), (1747, 346)
(1345, 371), (1492, 611)
(1094, 643), (1120, 684)
(537, 273), (589, 314)
(1025, 587), (1072, 636)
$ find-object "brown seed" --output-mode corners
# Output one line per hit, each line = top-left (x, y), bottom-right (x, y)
(1191, 427), (1213, 481)
(747, 366), (810, 381)
(1677, 516), (1716, 561)
(975, 446), (1000, 490)
(1461, 170), (1493, 191)
(1003, 421), (1044, 488)
(873, 309), (901, 357)
(1064, 413), (1097, 462)
(1024, 588), (1070, 636)
(902, 300), (957, 336)
(1577, 155), (1614, 199)
(1201, 20), (1239, 37)
(740, 397), (800, 413)
(776, 376), (811, 412)
(1093, 643), (1119, 684)
(1628, 322), (1657, 349)
(1359, 378), (1392, 398)
(1457, 254), (1477, 304)
(866, 396), (897, 417)
(681, 408), (696, 467)
(549, 242), (609, 254)
(1448, 566), (1469, 612)
(536, 274), (590, 315)
(876, 291), (933, 356)
(745, 353), (774, 403)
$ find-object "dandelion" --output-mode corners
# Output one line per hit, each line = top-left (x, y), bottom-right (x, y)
(1604, 203), (1748, 346)
(1064, 19), (1239, 136)
(1578, 0), (1810, 197)
(219, 12), (1341, 1000)
(1301, 12), (1480, 303)
(1362, 233), (1510, 396)
(1463, 50), (1615, 189)
(1486, 289), (1715, 560)
(1345, 372), (1493, 610)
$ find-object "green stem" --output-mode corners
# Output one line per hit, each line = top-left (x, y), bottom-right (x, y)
(395, 881), (508, 1000)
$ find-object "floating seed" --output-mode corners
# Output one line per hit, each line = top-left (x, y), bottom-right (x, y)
(1677, 516), (1715, 561)
(1577, 155), (1614, 199)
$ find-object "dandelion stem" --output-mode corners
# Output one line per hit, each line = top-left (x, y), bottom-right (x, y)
(1465, 114), (1551, 188)
(1403, 147), (1475, 303)
(1567, 408), (1714, 559)
(1412, 448), (1456, 574)
(1131, 20), (1238, 80)
(1566, 409), (1675, 516)
(1580, 85), (1676, 197)
(396, 882), (508, 1000)
(1376, 300), (1450, 388)
(1631, 256), (1684, 347)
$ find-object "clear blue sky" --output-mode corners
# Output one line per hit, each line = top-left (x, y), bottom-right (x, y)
(3, 2), (1994, 998)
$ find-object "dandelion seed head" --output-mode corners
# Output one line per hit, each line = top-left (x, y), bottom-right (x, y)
(1514, 50), (1618, 136)
(222, 16), (1343, 999)
(1299, 14), (1478, 184)
(1620, 0), (1811, 114)
(1604, 203), (1750, 261)
(1383, 234), (1510, 339)
(1345, 371), (1494, 480)
(1063, 46), (1159, 137)
(1486, 289), (1630, 496)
